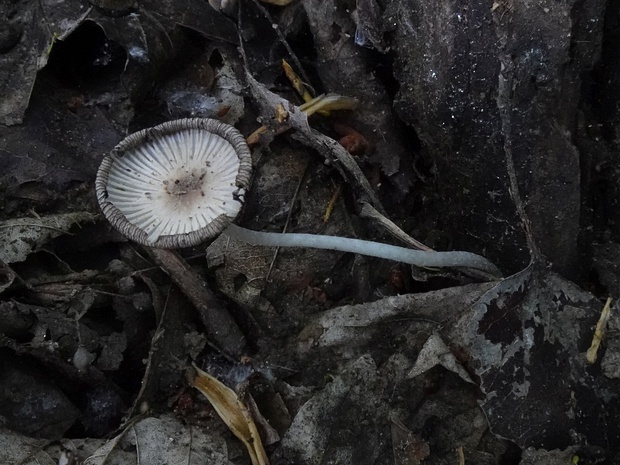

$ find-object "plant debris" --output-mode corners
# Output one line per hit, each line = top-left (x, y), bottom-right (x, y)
(188, 364), (270, 465)
(2, 0), (620, 464)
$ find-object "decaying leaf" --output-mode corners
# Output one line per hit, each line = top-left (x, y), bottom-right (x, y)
(188, 364), (269, 465)
(390, 417), (430, 465)
(1, 0), (238, 126)
(0, 0), (90, 125)
(81, 430), (129, 465)
(294, 282), (495, 358)
(407, 332), (474, 384)
(2, 0), (616, 462)
(82, 415), (229, 465)
(0, 212), (96, 264)
(0, 414), (230, 465)
(0, 259), (17, 295)
(125, 287), (190, 420)
(279, 355), (390, 465)
(447, 265), (610, 450)
(0, 428), (56, 465)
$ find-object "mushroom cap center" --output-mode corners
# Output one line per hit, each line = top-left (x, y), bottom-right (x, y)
(164, 168), (207, 196)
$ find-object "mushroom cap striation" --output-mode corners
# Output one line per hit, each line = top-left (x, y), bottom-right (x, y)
(96, 118), (252, 248)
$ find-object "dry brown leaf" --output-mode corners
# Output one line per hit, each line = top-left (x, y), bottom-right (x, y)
(587, 296), (613, 364)
(188, 365), (269, 465)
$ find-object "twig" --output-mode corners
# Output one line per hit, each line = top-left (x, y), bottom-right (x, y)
(289, 126), (385, 214)
(249, 0), (311, 85)
(144, 247), (247, 357)
(265, 161), (309, 283)
(359, 202), (433, 251)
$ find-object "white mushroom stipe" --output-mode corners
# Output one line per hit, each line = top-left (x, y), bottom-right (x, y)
(224, 224), (502, 277)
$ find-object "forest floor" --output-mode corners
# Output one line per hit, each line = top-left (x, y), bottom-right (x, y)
(1, 1), (619, 465)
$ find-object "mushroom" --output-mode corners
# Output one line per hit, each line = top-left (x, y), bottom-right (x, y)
(96, 118), (501, 278)
(96, 118), (252, 249)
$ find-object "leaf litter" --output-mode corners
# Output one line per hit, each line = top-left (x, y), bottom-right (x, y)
(0, 1), (619, 464)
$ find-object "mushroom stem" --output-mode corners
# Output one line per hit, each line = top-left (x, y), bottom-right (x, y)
(224, 224), (502, 278)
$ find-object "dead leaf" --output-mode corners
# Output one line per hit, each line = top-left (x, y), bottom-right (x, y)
(448, 265), (610, 449)
(407, 332), (475, 384)
(390, 417), (430, 465)
(0, 259), (17, 294)
(188, 364), (270, 465)
(294, 282), (495, 358)
(0, 212), (97, 264)
(0, 0), (90, 125)
(280, 355), (389, 465)
(82, 415), (229, 465)
(0, 428), (52, 465)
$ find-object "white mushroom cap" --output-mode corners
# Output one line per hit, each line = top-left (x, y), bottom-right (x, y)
(96, 118), (252, 248)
